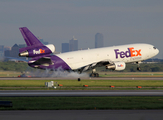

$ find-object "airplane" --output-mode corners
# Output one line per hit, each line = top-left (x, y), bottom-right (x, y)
(19, 27), (159, 77)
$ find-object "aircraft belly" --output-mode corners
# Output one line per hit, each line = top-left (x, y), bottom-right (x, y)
(67, 58), (98, 70)
(57, 52), (100, 70)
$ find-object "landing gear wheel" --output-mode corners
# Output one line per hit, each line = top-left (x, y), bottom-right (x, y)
(96, 73), (99, 77)
(136, 62), (141, 71)
(90, 73), (94, 77)
(90, 73), (99, 77)
(137, 67), (141, 71)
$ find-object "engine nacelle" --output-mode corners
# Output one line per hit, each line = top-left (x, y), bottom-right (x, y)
(106, 61), (126, 71)
(19, 44), (55, 57)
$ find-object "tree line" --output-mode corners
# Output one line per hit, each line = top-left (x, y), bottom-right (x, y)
(0, 61), (163, 72)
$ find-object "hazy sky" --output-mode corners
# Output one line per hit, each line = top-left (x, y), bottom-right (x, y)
(0, 0), (163, 58)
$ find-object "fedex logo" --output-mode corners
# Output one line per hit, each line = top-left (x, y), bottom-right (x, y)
(33, 49), (45, 54)
(114, 47), (141, 59)
(117, 64), (124, 67)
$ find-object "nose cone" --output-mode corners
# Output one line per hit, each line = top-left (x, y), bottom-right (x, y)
(155, 48), (159, 55)
(152, 46), (159, 56)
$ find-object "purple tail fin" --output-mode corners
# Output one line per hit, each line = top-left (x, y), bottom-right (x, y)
(19, 27), (43, 46)
(19, 27), (44, 53)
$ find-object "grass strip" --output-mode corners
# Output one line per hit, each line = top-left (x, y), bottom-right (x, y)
(0, 80), (163, 87)
(99, 72), (163, 77)
(1, 71), (163, 77)
(0, 96), (163, 110)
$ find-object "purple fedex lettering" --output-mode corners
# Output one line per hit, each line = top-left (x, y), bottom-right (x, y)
(115, 47), (141, 59)
(114, 49), (120, 59)
(115, 48), (131, 59)
(126, 48), (131, 57)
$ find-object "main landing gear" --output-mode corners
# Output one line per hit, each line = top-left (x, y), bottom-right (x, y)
(89, 69), (99, 77)
(90, 73), (99, 77)
(136, 62), (141, 71)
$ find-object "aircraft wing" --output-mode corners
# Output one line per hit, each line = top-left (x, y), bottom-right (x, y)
(78, 59), (127, 73)
(78, 59), (111, 73)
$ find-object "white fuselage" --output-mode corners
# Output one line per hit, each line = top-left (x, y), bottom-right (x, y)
(56, 43), (159, 70)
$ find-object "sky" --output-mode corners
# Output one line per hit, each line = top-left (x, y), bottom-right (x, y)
(0, 0), (163, 58)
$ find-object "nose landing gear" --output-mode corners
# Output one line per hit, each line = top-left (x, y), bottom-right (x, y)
(136, 62), (141, 71)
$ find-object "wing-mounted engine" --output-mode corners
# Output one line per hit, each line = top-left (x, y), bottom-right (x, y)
(19, 44), (55, 57)
(106, 61), (126, 71)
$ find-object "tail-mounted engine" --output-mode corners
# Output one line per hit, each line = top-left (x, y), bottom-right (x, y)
(106, 61), (126, 71)
(19, 44), (55, 57)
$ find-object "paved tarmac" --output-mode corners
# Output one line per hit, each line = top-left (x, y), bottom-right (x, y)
(0, 77), (163, 80)
(1, 90), (163, 97)
(0, 77), (163, 120)
(0, 77), (163, 97)
(1, 110), (163, 120)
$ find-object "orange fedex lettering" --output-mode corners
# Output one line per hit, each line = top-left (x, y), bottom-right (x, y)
(40, 49), (45, 53)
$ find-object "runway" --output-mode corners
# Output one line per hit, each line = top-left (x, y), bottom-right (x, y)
(1, 110), (163, 120)
(0, 77), (163, 80)
(1, 90), (163, 97)
(1, 78), (163, 120)
(0, 77), (163, 97)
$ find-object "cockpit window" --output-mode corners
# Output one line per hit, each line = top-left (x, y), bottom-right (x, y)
(153, 47), (156, 49)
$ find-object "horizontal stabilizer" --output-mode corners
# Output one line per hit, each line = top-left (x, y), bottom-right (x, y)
(29, 57), (53, 66)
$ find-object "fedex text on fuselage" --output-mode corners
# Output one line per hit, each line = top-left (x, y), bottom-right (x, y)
(114, 47), (142, 59)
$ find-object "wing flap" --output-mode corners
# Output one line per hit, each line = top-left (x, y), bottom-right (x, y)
(78, 59), (111, 73)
